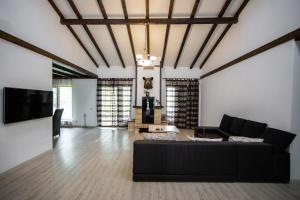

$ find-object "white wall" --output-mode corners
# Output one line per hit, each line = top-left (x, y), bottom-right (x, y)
(0, 40), (52, 174)
(136, 67), (160, 106)
(200, 0), (300, 180)
(0, 0), (96, 74)
(290, 42), (300, 180)
(72, 79), (97, 127)
(201, 41), (295, 129)
(202, 0), (300, 75)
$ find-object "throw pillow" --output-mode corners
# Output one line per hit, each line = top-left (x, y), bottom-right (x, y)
(219, 114), (233, 132)
(187, 135), (223, 142)
(241, 120), (267, 138)
(143, 133), (176, 141)
(230, 117), (246, 136)
(228, 136), (264, 143)
(262, 128), (296, 152)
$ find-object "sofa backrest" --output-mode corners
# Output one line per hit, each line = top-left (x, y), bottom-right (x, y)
(241, 120), (267, 138)
(262, 128), (296, 153)
(230, 117), (247, 135)
(219, 114), (234, 132)
(133, 140), (237, 175)
(220, 114), (267, 138)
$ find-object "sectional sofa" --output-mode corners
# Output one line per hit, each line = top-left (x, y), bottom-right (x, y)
(133, 115), (296, 182)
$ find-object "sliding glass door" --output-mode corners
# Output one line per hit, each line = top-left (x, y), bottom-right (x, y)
(97, 79), (132, 127)
(53, 79), (72, 122)
(166, 79), (199, 129)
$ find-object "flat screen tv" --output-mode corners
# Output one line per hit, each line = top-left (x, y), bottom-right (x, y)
(3, 87), (53, 124)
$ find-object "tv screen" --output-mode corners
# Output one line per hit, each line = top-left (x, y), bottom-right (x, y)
(3, 87), (53, 124)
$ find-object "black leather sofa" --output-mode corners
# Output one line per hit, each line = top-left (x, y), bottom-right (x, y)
(133, 115), (296, 182)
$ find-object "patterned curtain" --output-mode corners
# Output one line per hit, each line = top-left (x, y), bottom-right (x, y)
(97, 78), (133, 127)
(166, 79), (199, 129)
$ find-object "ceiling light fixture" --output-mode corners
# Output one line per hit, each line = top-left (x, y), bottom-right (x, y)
(136, 25), (157, 67)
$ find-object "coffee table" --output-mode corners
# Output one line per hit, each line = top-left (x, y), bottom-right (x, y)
(148, 125), (180, 133)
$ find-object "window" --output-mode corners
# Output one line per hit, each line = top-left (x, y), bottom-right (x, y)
(97, 79), (133, 127)
(52, 87), (58, 113)
(59, 87), (72, 121)
(53, 79), (72, 122)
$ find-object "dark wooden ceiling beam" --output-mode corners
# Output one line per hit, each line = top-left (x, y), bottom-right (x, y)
(146, 0), (150, 54)
(190, 0), (232, 69)
(53, 63), (85, 77)
(121, 0), (137, 68)
(53, 69), (80, 78)
(174, 0), (201, 69)
(67, 0), (110, 68)
(53, 74), (66, 79)
(200, 28), (300, 79)
(160, 0), (175, 68)
(96, 0), (126, 68)
(61, 17), (237, 25)
(0, 30), (97, 78)
(200, 0), (249, 69)
(48, 0), (98, 68)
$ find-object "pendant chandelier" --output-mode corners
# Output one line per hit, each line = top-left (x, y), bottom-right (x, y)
(136, 25), (157, 66)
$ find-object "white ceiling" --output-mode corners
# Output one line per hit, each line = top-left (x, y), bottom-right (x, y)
(52, 0), (245, 68)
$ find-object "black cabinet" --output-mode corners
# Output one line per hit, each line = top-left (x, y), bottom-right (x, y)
(142, 97), (154, 123)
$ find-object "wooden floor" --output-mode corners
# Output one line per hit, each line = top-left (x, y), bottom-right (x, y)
(1, 128), (300, 200)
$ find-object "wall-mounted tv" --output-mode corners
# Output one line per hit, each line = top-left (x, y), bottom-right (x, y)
(3, 87), (53, 124)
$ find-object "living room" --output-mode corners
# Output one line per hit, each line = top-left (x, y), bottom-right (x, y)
(1, 0), (300, 199)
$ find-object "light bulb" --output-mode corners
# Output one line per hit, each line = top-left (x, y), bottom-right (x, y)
(149, 56), (156, 61)
(136, 54), (143, 60)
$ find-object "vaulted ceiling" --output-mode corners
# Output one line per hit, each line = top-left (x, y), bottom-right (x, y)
(49, 0), (247, 69)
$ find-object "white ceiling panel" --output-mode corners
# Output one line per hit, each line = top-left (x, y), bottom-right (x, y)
(88, 25), (121, 67)
(73, 0), (102, 18)
(149, 0), (170, 18)
(196, 24), (227, 67)
(101, 0), (124, 18)
(126, 0), (146, 18)
(164, 25), (188, 67)
(149, 25), (166, 59)
(71, 25), (105, 67)
(177, 24), (212, 67)
(111, 25), (135, 66)
(131, 25), (146, 58)
(197, 0), (226, 17)
(173, 0), (198, 18)
(224, 0), (245, 17)
(53, 0), (76, 18)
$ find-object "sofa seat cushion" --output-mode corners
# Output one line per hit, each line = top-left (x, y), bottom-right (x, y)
(230, 117), (246, 136)
(262, 128), (296, 153)
(219, 114), (234, 132)
(241, 120), (267, 138)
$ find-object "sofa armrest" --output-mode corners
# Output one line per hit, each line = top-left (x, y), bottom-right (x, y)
(236, 142), (273, 182)
(194, 126), (219, 137)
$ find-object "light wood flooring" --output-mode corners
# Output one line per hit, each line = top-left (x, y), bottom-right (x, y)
(0, 128), (300, 200)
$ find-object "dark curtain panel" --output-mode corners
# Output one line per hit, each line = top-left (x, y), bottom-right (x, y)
(166, 79), (199, 129)
(97, 78), (133, 127)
